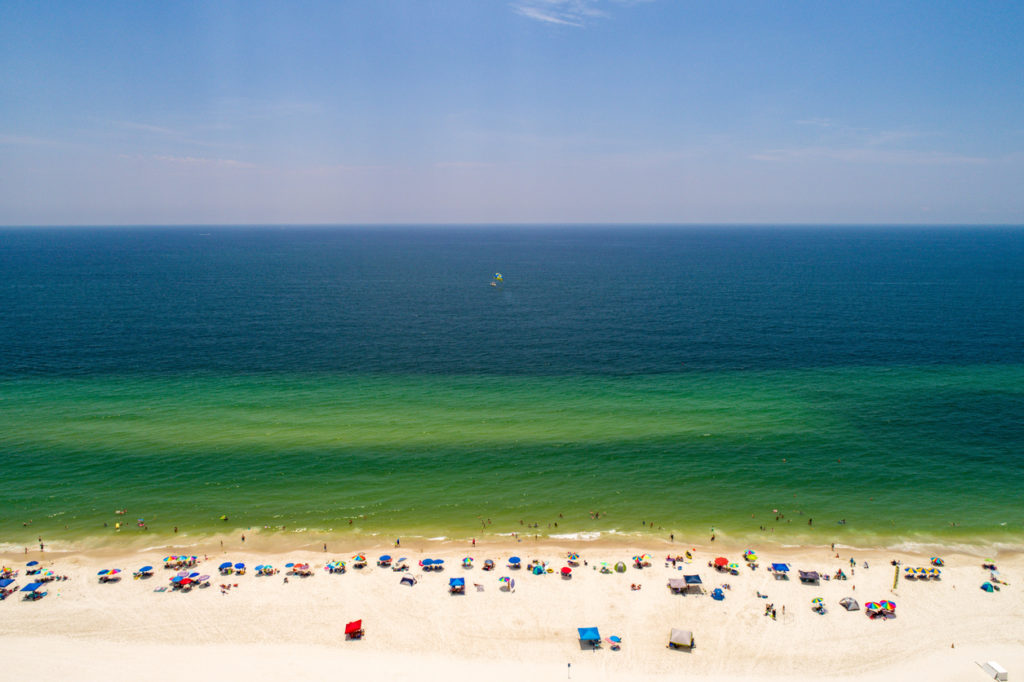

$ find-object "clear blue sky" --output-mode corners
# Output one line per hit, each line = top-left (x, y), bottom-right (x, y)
(2, 0), (1023, 225)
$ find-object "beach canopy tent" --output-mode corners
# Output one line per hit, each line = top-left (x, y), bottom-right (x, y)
(578, 627), (601, 645)
(839, 597), (860, 611)
(22, 582), (44, 592)
(344, 620), (364, 639)
(770, 563), (790, 573)
(400, 575), (416, 587)
(668, 628), (694, 649)
(798, 570), (820, 583)
(0, 579), (15, 588)
(449, 577), (465, 592)
(668, 578), (686, 592)
(684, 574), (703, 585)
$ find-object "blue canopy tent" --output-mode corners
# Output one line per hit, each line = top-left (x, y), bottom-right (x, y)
(683, 575), (702, 585)
(0, 579), (15, 588)
(449, 577), (465, 593)
(22, 582), (44, 592)
(771, 563), (790, 572)
(578, 627), (602, 649)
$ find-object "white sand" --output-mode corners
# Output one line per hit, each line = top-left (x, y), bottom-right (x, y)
(2, 540), (1021, 681)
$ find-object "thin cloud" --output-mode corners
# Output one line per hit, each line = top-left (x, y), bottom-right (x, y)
(750, 146), (989, 166)
(0, 133), (55, 145)
(511, 0), (623, 27)
(151, 154), (257, 169)
(115, 121), (182, 136)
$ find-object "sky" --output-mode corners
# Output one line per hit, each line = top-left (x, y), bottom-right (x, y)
(1, 0), (1023, 225)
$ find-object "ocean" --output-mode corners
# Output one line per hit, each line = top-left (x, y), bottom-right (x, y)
(1, 225), (1022, 550)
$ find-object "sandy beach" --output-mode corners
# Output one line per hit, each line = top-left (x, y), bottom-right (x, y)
(2, 536), (1021, 681)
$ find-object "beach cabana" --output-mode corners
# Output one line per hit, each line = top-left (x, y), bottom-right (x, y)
(449, 577), (466, 594)
(668, 628), (694, 650)
(798, 570), (820, 584)
(770, 563), (790, 579)
(344, 619), (364, 640)
(577, 627), (601, 650)
(21, 582), (46, 600)
(839, 597), (860, 611)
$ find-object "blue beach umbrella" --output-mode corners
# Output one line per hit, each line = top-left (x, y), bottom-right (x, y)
(421, 558), (433, 566)
(26, 561), (39, 567)
(509, 557), (521, 564)
(234, 563), (245, 570)
(138, 566), (153, 573)
(434, 559), (444, 565)
(97, 569), (110, 576)
(219, 562), (232, 570)
(609, 636), (622, 643)
(379, 555), (391, 562)
(285, 563), (294, 568)
(189, 572), (200, 578)
(171, 576), (183, 583)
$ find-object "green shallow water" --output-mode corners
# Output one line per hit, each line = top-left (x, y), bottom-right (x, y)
(2, 366), (1023, 550)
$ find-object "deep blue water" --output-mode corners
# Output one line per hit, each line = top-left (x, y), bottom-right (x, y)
(2, 225), (1023, 376)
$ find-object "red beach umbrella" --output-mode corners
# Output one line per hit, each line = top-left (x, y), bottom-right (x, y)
(561, 566), (572, 575)
(713, 557), (728, 567)
(345, 620), (363, 635)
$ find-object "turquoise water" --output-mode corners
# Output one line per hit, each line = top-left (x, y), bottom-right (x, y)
(1, 227), (1022, 549)
(2, 367), (1022, 548)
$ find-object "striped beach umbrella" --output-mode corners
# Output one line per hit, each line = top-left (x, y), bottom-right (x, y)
(879, 600), (895, 611)
(811, 597), (823, 604)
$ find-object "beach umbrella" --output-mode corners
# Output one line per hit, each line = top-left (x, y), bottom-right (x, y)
(188, 572), (200, 578)
(609, 636), (621, 643)
(421, 558), (433, 566)
(434, 559), (444, 565)
(352, 555), (366, 562)
(397, 558), (407, 563)
(379, 555), (391, 562)
(26, 561), (39, 567)
(97, 569), (110, 576)
(219, 562), (232, 570)
(285, 563), (294, 568)
(561, 567), (572, 576)
(462, 557), (472, 563)
(567, 553), (579, 561)
(499, 576), (510, 583)
(198, 575), (210, 582)
(864, 601), (881, 611)
(713, 557), (728, 567)
(811, 598), (823, 605)
(879, 600), (895, 611)
(139, 566), (153, 573)
(727, 563), (740, 571)
(930, 557), (944, 566)
(171, 576), (183, 583)
(640, 554), (652, 562)
(234, 563), (245, 570)
(508, 556), (521, 564)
